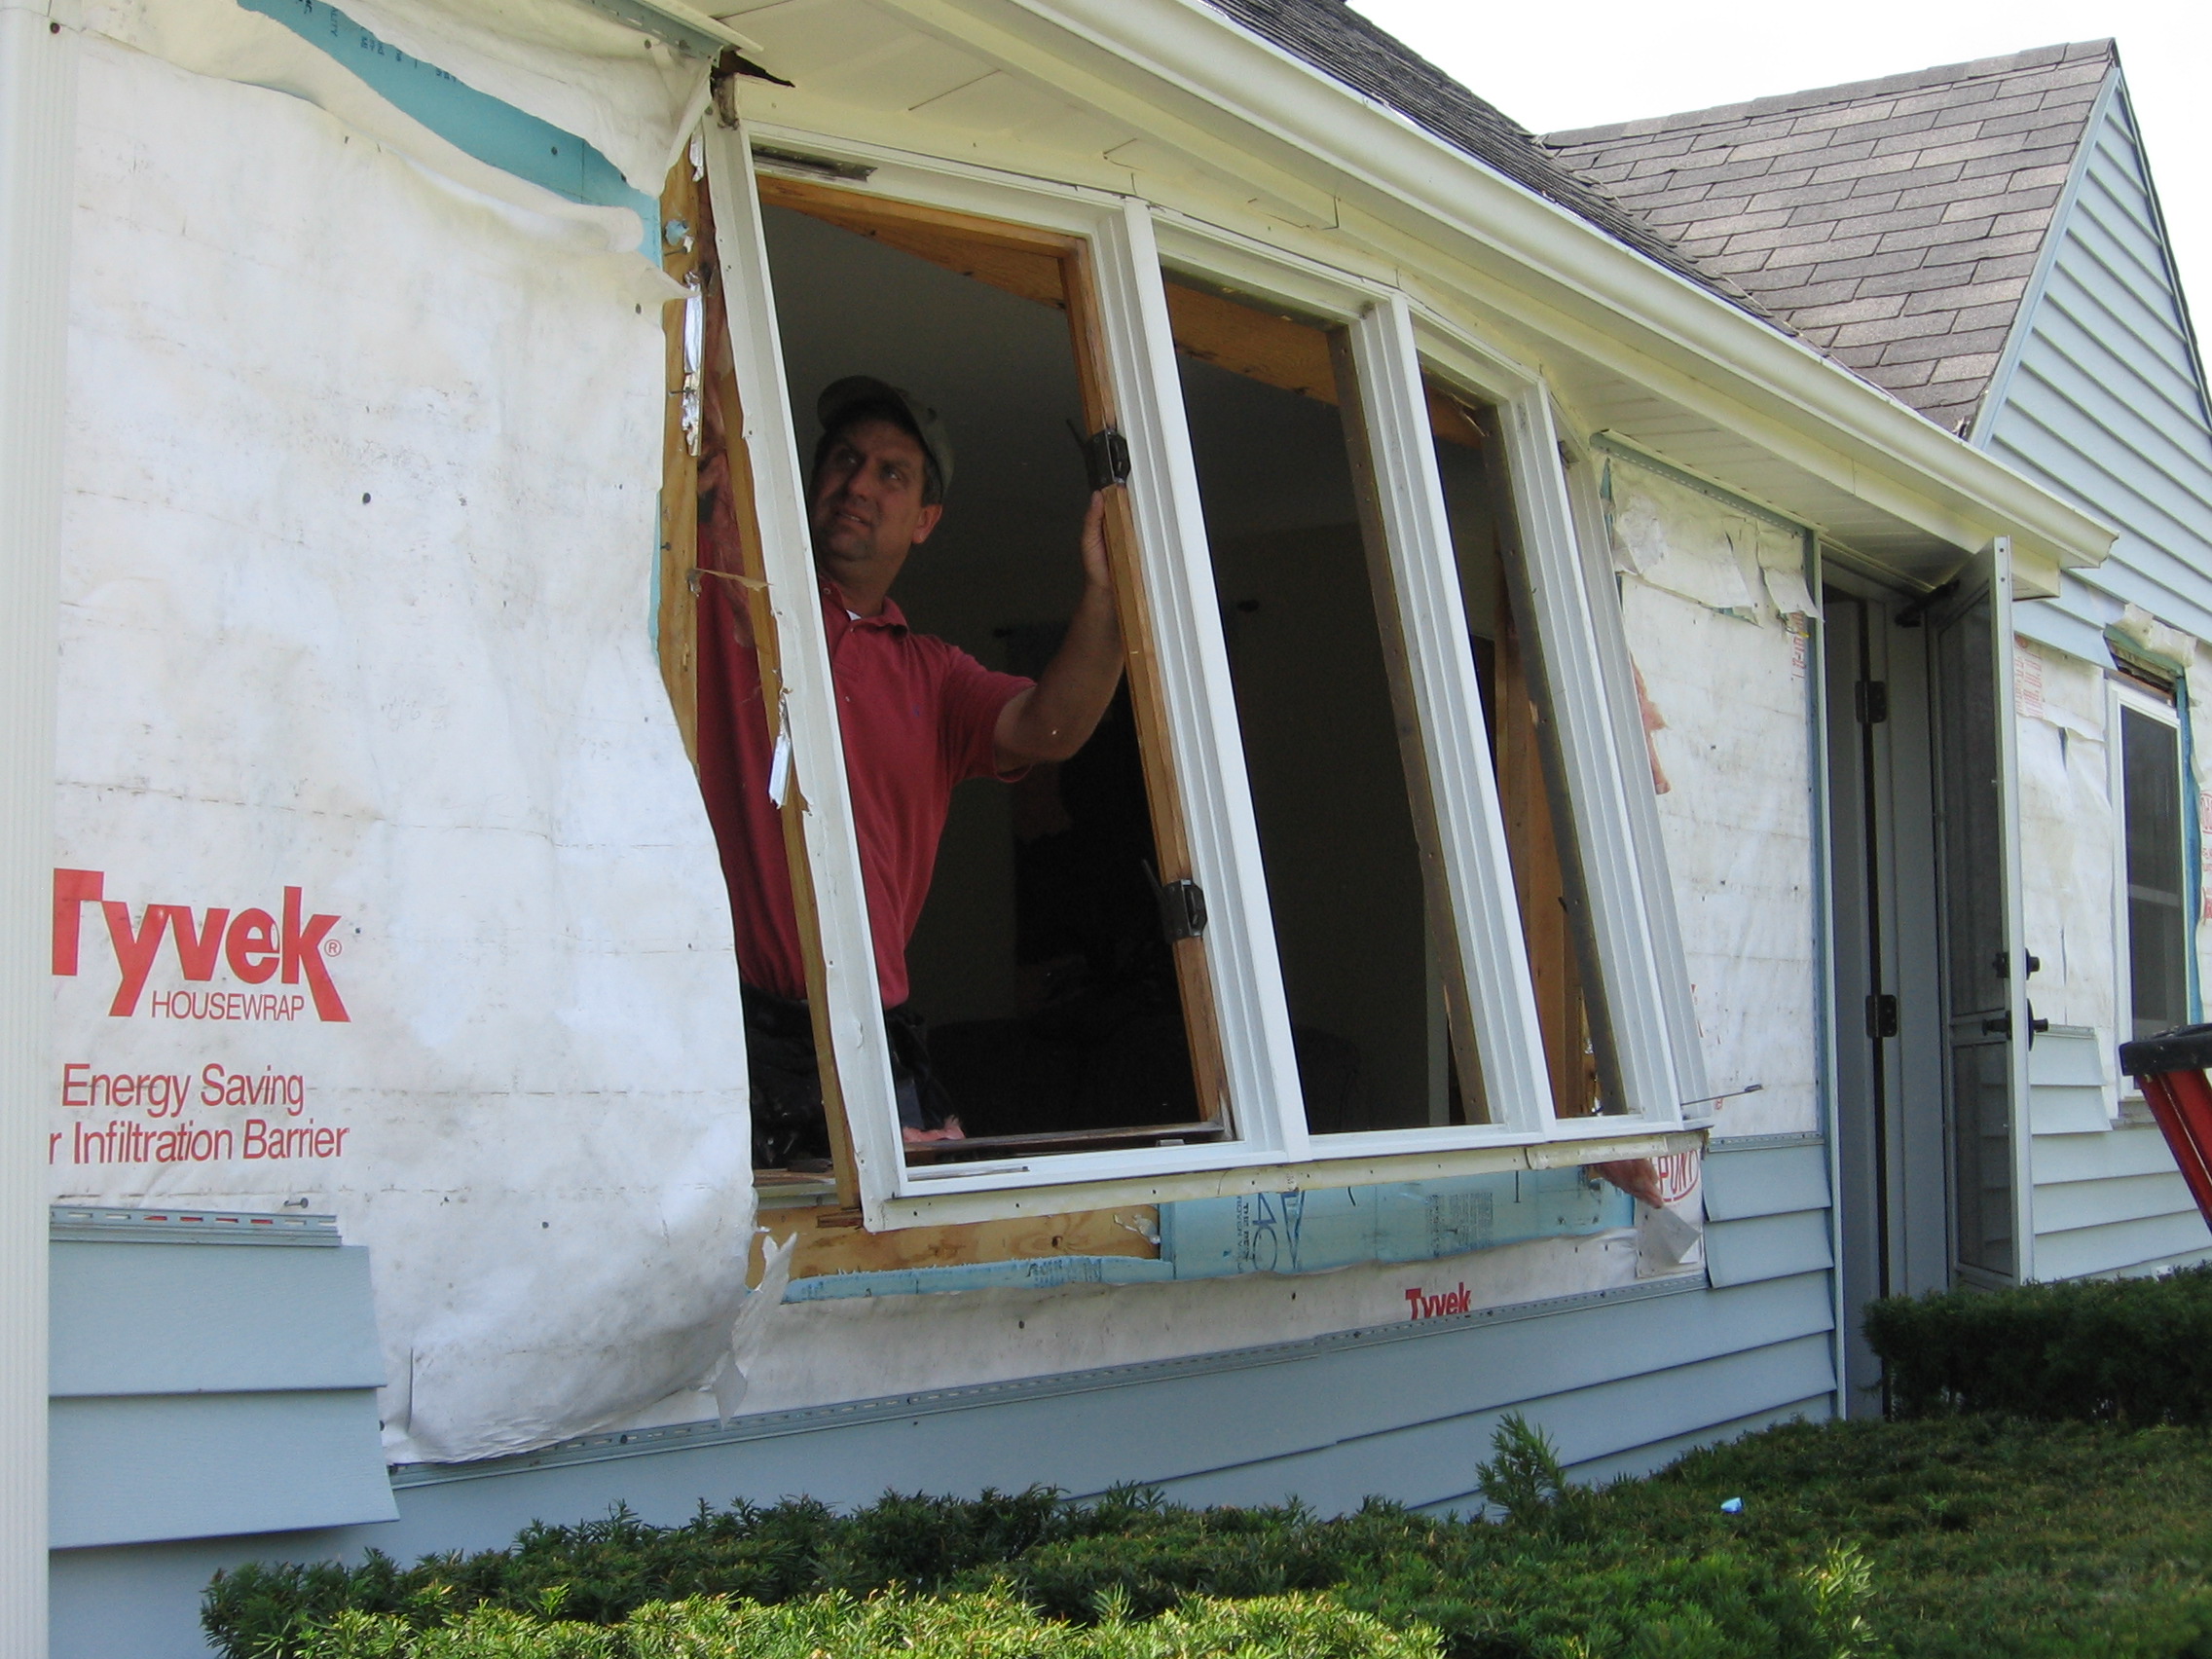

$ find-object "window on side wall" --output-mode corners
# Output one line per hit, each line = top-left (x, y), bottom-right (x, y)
(665, 124), (1697, 1227)
(2115, 677), (2191, 1051)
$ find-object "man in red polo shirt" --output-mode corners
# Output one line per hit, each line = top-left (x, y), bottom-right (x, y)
(696, 377), (1125, 1167)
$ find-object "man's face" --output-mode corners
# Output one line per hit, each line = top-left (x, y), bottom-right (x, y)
(808, 416), (941, 586)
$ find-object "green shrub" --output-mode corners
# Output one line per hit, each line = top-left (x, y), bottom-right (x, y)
(215, 1413), (2212, 1659)
(203, 1490), (1081, 1658)
(1864, 1263), (2212, 1423)
(288, 1589), (1440, 1659)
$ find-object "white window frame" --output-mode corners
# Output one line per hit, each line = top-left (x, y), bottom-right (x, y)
(2111, 676), (2188, 1100)
(703, 121), (1696, 1229)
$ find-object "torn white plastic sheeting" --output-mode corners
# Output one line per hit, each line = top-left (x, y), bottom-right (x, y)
(702, 1233), (796, 1425)
(87, 0), (669, 273)
(1617, 470), (1820, 1142)
(52, 41), (754, 1462)
(330, 0), (714, 195)
(1608, 462), (1813, 620)
(2011, 643), (2117, 1040)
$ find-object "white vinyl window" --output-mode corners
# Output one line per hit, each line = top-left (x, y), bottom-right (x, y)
(693, 121), (1702, 1228)
(2113, 678), (2191, 1065)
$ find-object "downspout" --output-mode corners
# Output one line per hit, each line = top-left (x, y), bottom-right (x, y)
(0, 0), (77, 1649)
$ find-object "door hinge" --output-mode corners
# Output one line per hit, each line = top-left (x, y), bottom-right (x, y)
(1855, 681), (1889, 725)
(1144, 862), (1207, 941)
(1866, 993), (1899, 1040)
(1073, 423), (1132, 492)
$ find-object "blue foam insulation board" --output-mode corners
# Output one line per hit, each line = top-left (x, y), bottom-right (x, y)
(781, 1168), (1631, 1301)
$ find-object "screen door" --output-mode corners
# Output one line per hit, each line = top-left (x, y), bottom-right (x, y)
(1928, 539), (2030, 1284)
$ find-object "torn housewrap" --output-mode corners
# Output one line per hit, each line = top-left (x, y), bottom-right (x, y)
(53, 38), (754, 1462)
(1607, 461), (1815, 619)
(87, 0), (685, 288)
(701, 1233), (797, 1425)
(306, 0), (713, 195)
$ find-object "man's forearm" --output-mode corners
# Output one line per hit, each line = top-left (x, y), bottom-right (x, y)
(996, 580), (1124, 767)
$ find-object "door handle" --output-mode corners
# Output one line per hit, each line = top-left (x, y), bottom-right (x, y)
(1982, 1003), (2051, 1045)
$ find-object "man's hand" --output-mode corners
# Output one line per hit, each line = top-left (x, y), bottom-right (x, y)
(1078, 488), (1112, 591)
(993, 492), (1126, 771)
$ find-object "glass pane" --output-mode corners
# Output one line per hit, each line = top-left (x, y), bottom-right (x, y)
(2122, 706), (2189, 1040)
(1950, 1038), (2015, 1277)
(1169, 281), (1454, 1132)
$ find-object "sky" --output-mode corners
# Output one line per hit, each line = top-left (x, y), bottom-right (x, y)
(1347, 0), (2211, 320)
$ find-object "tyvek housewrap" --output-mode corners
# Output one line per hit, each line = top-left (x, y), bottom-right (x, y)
(52, 31), (756, 1462)
(1608, 463), (1821, 1141)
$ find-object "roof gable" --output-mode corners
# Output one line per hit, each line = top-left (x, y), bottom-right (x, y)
(1547, 42), (2115, 433)
(1980, 84), (2212, 639)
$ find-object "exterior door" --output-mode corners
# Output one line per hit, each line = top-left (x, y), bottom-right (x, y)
(1826, 573), (1947, 1413)
(1928, 539), (2032, 1285)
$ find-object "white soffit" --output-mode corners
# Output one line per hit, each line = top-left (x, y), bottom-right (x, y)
(712, 0), (1143, 169)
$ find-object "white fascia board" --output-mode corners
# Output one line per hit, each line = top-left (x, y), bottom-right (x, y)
(875, 0), (2115, 576)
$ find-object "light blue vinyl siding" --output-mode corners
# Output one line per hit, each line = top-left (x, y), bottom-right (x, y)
(51, 1241), (384, 1397)
(55, 1144), (1834, 1652)
(50, 1221), (395, 1552)
(52, 1391), (394, 1551)
(2027, 1030), (2211, 1280)
(1984, 86), (2212, 645)
(1980, 83), (2212, 1283)
(370, 1277), (1833, 1559)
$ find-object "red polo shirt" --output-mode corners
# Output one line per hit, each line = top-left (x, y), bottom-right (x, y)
(695, 578), (1032, 1008)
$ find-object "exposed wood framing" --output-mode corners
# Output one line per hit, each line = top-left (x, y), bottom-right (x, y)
(1494, 594), (1597, 1116)
(756, 173), (1071, 309)
(751, 1199), (1160, 1284)
(1162, 279), (1336, 405)
(659, 151), (705, 763)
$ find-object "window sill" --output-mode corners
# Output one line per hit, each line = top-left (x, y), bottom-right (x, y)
(866, 1125), (1704, 1231)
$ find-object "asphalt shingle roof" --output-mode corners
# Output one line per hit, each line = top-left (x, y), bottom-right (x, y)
(1200, 0), (1765, 315)
(1545, 42), (2116, 433)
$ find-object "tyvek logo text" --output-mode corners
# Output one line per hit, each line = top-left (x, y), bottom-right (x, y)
(52, 868), (350, 1022)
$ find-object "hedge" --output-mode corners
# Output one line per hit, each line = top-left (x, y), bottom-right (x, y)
(207, 1419), (1878, 1659)
(1863, 1262), (2212, 1423)
(285, 1589), (1440, 1659)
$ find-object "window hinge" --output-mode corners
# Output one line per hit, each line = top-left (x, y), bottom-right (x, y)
(1866, 993), (1899, 1040)
(1855, 681), (1889, 725)
(1144, 862), (1207, 941)
(1073, 423), (1132, 493)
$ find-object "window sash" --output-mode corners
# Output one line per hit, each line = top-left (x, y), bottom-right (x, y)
(705, 123), (1693, 1225)
(2113, 682), (2190, 1062)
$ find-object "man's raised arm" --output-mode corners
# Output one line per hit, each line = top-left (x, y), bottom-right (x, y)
(994, 492), (1125, 770)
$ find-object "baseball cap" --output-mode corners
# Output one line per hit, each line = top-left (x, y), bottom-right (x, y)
(817, 375), (955, 498)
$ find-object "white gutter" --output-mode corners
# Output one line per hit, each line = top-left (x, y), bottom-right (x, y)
(0, 0), (74, 1645)
(911, 0), (2115, 574)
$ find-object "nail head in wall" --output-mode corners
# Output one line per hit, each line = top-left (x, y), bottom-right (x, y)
(361, 494), (370, 504)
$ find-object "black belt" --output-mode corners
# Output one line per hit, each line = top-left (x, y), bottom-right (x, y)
(741, 984), (953, 1168)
